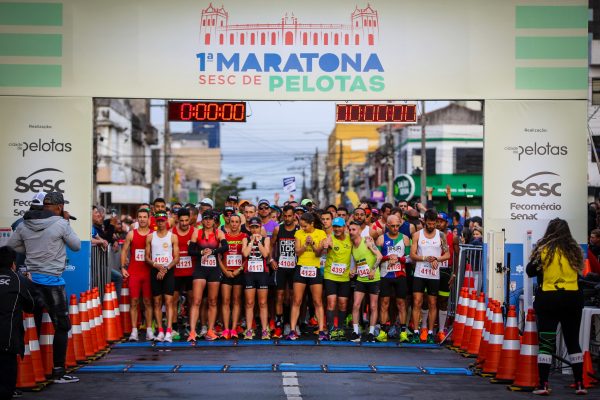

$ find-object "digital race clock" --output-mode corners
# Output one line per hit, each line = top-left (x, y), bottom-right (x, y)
(167, 101), (246, 122)
(336, 103), (417, 123)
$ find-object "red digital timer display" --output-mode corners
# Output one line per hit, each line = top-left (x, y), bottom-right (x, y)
(167, 101), (246, 122)
(336, 104), (417, 123)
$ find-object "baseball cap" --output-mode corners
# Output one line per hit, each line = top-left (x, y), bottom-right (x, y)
(258, 198), (270, 207)
(200, 198), (214, 208)
(31, 192), (47, 206)
(43, 191), (69, 205)
(301, 198), (313, 207)
(248, 216), (261, 227)
(226, 194), (239, 203)
(437, 212), (448, 221)
(223, 206), (235, 214)
(371, 208), (379, 215)
(332, 217), (346, 227)
(154, 211), (168, 220)
(294, 205), (306, 213)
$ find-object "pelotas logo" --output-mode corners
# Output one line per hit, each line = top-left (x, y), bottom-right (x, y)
(8, 138), (72, 157)
(504, 142), (567, 161)
(196, 3), (385, 93)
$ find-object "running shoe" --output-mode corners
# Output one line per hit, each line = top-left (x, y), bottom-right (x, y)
(230, 329), (238, 340)
(236, 325), (244, 335)
(52, 367), (79, 384)
(532, 383), (551, 396)
(349, 331), (361, 343)
(155, 330), (165, 342)
(375, 330), (388, 342)
(215, 322), (224, 336)
(387, 324), (398, 339)
(308, 316), (319, 328)
(283, 324), (291, 336)
(244, 329), (254, 340)
(337, 329), (346, 341)
(261, 329), (271, 340)
(199, 325), (208, 338)
(205, 329), (218, 341)
(222, 329), (231, 340)
(399, 331), (410, 343)
(172, 330), (181, 341)
(286, 330), (300, 341)
(318, 331), (329, 341)
(128, 329), (139, 342)
(437, 329), (447, 343)
(269, 318), (276, 331)
(419, 327), (428, 342)
(164, 331), (173, 343)
(363, 333), (375, 343)
(345, 314), (353, 328)
(426, 333), (435, 344)
(146, 328), (155, 341)
(410, 332), (421, 344)
(272, 327), (282, 339)
(575, 382), (587, 395)
(329, 329), (339, 341)
(187, 331), (197, 342)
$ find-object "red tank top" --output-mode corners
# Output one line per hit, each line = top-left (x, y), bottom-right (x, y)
(223, 232), (246, 271)
(129, 229), (150, 276)
(196, 229), (219, 268)
(173, 226), (195, 277)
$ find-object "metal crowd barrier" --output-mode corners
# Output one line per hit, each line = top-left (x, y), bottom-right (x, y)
(447, 244), (484, 326)
(91, 244), (111, 297)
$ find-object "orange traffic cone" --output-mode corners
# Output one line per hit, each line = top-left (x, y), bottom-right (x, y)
(463, 262), (474, 289)
(23, 313), (45, 383)
(120, 280), (132, 335)
(94, 288), (107, 349)
(476, 299), (494, 367)
(68, 294), (85, 362)
(508, 308), (539, 391)
(451, 287), (468, 348)
(110, 282), (123, 339)
(66, 329), (77, 368)
(16, 339), (37, 389)
(491, 305), (520, 384)
(460, 290), (477, 352)
(79, 292), (95, 357)
(39, 310), (54, 377)
(583, 351), (598, 388)
(467, 292), (486, 356)
(482, 302), (505, 376)
(103, 284), (120, 342)
(89, 289), (104, 351)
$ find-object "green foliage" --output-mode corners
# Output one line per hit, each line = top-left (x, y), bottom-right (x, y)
(210, 174), (246, 209)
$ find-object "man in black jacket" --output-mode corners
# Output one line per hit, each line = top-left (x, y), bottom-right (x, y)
(0, 246), (35, 400)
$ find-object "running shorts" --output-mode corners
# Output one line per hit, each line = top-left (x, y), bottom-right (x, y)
(174, 276), (193, 293)
(192, 265), (222, 283)
(293, 265), (324, 286)
(275, 268), (296, 290)
(412, 277), (440, 296)
(244, 271), (270, 290)
(150, 268), (175, 296)
(221, 273), (245, 286)
(128, 273), (151, 299)
(438, 269), (451, 297)
(324, 279), (351, 298)
(354, 280), (380, 295)
(380, 277), (407, 298)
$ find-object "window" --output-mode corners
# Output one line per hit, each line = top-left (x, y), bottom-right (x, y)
(593, 78), (600, 105)
(230, 33), (234, 45)
(285, 31), (293, 45)
(261, 33), (266, 45)
(251, 33), (255, 45)
(271, 32), (276, 45)
(324, 33), (328, 45)
(240, 33), (244, 45)
(202, 19), (206, 26)
(219, 34), (223, 45)
(355, 34), (360, 45)
(344, 34), (349, 45)
(204, 33), (210, 45)
(303, 32), (308, 45)
(368, 34), (374, 45)
(454, 148), (483, 174)
(313, 33), (318, 45)
(592, 136), (600, 162)
(334, 34), (339, 45)
(412, 148), (436, 175)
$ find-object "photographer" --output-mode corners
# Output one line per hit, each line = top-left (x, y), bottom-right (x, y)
(8, 191), (81, 384)
(0, 246), (35, 400)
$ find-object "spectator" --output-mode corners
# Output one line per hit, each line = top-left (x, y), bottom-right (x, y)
(587, 229), (600, 275)
(8, 191), (81, 384)
(0, 246), (35, 399)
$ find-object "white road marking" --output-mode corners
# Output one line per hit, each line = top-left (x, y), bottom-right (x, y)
(282, 371), (302, 400)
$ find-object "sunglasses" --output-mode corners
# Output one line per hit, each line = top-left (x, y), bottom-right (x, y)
(388, 224), (400, 228)
(258, 206), (270, 210)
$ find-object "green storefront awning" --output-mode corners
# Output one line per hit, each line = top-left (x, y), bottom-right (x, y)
(412, 174), (482, 198)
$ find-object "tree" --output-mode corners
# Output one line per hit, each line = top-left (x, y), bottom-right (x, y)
(210, 174), (246, 209)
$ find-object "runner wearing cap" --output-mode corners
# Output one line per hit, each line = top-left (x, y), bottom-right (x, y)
(376, 215), (411, 342)
(198, 198), (214, 224)
(241, 204), (267, 236)
(435, 211), (457, 342)
(271, 205), (299, 338)
(187, 210), (228, 341)
(145, 211), (180, 342)
(287, 213), (327, 341)
(323, 217), (352, 340)
(171, 208), (196, 340)
(120, 208), (154, 341)
(301, 198), (315, 211)
(409, 209), (450, 344)
(242, 216), (272, 340)
(220, 206), (235, 233)
(349, 221), (383, 343)
(219, 194), (241, 227)
(258, 199), (278, 238)
(219, 214), (245, 339)
(149, 198), (170, 231)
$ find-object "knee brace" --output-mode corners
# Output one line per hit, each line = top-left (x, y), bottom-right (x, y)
(538, 331), (556, 365)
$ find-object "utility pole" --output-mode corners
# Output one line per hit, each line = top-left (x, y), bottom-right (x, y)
(386, 123), (394, 203)
(338, 140), (344, 200)
(420, 100), (427, 204)
(163, 101), (171, 202)
(312, 148), (319, 202)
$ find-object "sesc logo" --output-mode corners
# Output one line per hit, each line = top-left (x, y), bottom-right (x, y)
(14, 168), (65, 194)
(511, 171), (561, 197)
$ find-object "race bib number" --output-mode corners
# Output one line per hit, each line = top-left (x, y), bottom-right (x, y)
(177, 256), (192, 269)
(247, 259), (264, 273)
(439, 260), (449, 269)
(330, 262), (347, 276)
(201, 255), (217, 267)
(300, 266), (317, 278)
(278, 255), (296, 269)
(387, 262), (403, 273)
(320, 255), (327, 269)
(134, 249), (145, 262)
(226, 254), (243, 268)
(357, 263), (371, 278)
(414, 263), (440, 279)
(153, 253), (170, 265)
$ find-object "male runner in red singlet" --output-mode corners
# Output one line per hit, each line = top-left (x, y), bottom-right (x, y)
(172, 208), (196, 340)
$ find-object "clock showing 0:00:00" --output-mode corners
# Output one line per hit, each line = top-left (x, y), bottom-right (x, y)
(167, 101), (247, 122)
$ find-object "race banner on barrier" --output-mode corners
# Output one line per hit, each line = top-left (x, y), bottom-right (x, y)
(0, 97), (93, 296)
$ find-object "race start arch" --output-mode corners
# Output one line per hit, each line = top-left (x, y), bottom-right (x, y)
(0, 0), (588, 300)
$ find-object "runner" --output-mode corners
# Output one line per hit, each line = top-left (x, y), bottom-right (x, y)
(376, 215), (411, 342)
(187, 210), (228, 342)
(351, 207), (371, 238)
(242, 217), (272, 340)
(336, 207), (349, 222)
(271, 205), (299, 338)
(409, 209), (450, 344)
(435, 212), (457, 342)
(220, 206), (235, 233)
(149, 198), (170, 231)
(172, 208), (196, 340)
(349, 221), (383, 343)
(370, 202), (393, 239)
(145, 211), (179, 342)
(258, 199), (279, 238)
(287, 213), (327, 341)
(219, 214), (245, 339)
(323, 217), (352, 341)
(120, 208), (154, 341)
